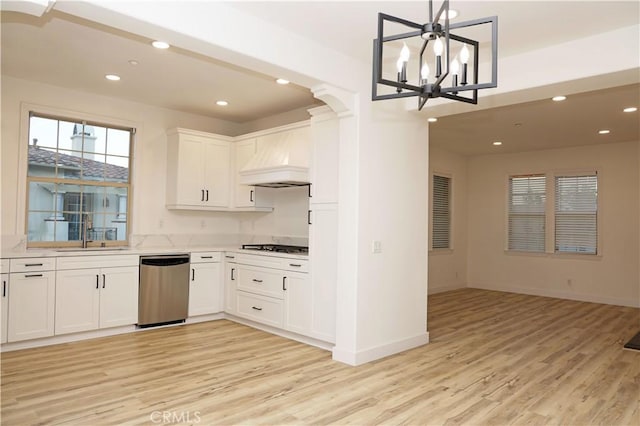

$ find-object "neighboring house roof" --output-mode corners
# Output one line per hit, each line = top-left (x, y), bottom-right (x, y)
(28, 145), (128, 181)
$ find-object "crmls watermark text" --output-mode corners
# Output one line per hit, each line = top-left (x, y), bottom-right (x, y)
(150, 410), (201, 424)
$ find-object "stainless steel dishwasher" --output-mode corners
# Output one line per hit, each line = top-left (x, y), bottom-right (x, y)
(138, 254), (190, 327)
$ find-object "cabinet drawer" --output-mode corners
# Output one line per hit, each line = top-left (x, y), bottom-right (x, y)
(10, 257), (56, 272)
(278, 258), (308, 273)
(236, 291), (283, 328)
(191, 251), (222, 263)
(56, 255), (139, 270)
(237, 266), (283, 299)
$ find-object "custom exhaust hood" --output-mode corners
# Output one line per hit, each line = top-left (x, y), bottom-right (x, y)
(239, 127), (310, 188)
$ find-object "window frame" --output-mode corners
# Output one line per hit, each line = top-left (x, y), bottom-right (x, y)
(506, 173), (547, 253)
(21, 106), (135, 249)
(430, 172), (453, 252)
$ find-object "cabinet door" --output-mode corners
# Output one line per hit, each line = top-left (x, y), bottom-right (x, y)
(203, 139), (231, 207)
(284, 272), (312, 336)
(189, 262), (222, 316)
(224, 262), (237, 315)
(1, 274), (8, 344)
(308, 203), (338, 342)
(235, 139), (257, 207)
(55, 268), (100, 335)
(174, 135), (207, 206)
(99, 266), (139, 329)
(7, 271), (55, 342)
(310, 117), (339, 203)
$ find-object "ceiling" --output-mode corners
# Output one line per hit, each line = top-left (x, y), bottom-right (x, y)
(1, 1), (639, 154)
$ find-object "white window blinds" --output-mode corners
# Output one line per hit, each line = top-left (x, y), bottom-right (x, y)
(432, 175), (451, 249)
(508, 175), (546, 252)
(555, 174), (598, 254)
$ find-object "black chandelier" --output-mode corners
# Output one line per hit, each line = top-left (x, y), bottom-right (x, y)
(372, 0), (498, 109)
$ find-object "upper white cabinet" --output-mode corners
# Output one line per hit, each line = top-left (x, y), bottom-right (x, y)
(234, 139), (257, 208)
(166, 128), (232, 210)
(309, 106), (340, 203)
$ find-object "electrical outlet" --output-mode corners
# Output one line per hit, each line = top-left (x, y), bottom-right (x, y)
(372, 240), (382, 254)
(200, 220), (206, 228)
(158, 219), (163, 229)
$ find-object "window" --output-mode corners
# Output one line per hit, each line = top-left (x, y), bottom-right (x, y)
(555, 174), (598, 254)
(432, 174), (451, 249)
(508, 175), (546, 252)
(26, 113), (133, 247)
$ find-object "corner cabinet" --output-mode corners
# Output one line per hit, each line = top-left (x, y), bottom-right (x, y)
(166, 128), (232, 210)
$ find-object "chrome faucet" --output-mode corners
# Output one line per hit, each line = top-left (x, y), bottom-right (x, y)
(81, 214), (92, 249)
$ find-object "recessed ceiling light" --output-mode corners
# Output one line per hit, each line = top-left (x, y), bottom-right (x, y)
(552, 95), (566, 102)
(623, 107), (637, 113)
(128, 59), (139, 66)
(216, 100), (228, 106)
(105, 74), (121, 81)
(427, 117), (438, 123)
(598, 129), (610, 134)
(276, 78), (290, 85)
(492, 141), (502, 146)
(152, 40), (170, 49)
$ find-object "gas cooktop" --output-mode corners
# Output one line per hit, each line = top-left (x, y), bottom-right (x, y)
(241, 244), (309, 255)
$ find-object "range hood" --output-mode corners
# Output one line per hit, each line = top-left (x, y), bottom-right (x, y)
(239, 127), (310, 188)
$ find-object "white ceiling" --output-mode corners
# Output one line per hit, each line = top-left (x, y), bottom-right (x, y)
(1, 1), (639, 154)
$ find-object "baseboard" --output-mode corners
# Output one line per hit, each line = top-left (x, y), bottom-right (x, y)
(428, 283), (466, 295)
(332, 332), (430, 366)
(469, 282), (640, 308)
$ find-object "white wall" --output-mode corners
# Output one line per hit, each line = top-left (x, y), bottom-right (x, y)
(1, 76), (245, 248)
(428, 145), (468, 294)
(467, 141), (640, 307)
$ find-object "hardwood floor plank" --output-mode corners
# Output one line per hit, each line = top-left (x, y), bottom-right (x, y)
(2, 288), (638, 425)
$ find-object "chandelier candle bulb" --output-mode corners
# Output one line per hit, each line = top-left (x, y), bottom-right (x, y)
(460, 43), (470, 85)
(421, 62), (430, 86)
(433, 37), (444, 77)
(451, 58), (460, 93)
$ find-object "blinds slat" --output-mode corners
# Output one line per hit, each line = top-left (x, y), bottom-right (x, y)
(432, 175), (451, 249)
(508, 175), (546, 252)
(555, 175), (597, 254)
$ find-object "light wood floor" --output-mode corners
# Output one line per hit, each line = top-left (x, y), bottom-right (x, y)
(2, 288), (639, 425)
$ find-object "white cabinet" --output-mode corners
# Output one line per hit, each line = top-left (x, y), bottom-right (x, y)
(188, 252), (222, 317)
(7, 265), (56, 342)
(224, 254), (237, 315)
(166, 128), (232, 210)
(55, 255), (139, 335)
(234, 139), (257, 208)
(308, 204), (338, 343)
(309, 107), (340, 203)
(1, 273), (8, 344)
(233, 253), (314, 338)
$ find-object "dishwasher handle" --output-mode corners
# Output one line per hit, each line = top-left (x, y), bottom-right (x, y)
(140, 255), (190, 267)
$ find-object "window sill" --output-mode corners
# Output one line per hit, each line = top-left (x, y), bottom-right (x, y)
(504, 250), (602, 260)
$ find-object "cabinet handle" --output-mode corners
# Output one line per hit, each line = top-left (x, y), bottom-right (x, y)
(102, 274), (106, 289)
(308, 210), (312, 225)
(308, 183), (312, 198)
(205, 189), (209, 201)
(252, 279), (263, 283)
(289, 263), (302, 267)
(200, 256), (213, 259)
(231, 268), (235, 280)
(283, 276), (287, 291)
(24, 263), (43, 267)
(225, 255), (235, 259)
(251, 306), (262, 311)
(192, 268), (195, 282)
(24, 274), (43, 278)
(2, 281), (6, 297)
(201, 189), (205, 201)
(250, 190), (254, 202)
(96, 274), (100, 289)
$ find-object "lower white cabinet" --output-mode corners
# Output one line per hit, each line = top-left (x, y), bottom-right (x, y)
(234, 254), (313, 338)
(8, 271), (56, 342)
(224, 255), (237, 315)
(55, 266), (138, 335)
(188, 253), (222, 316)
(1, 273), (9, 344)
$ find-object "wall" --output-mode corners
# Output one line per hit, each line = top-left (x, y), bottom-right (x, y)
(467, 141), (640, 307)
(1, 76), (307, 249)
(428, 145), (468, 294)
